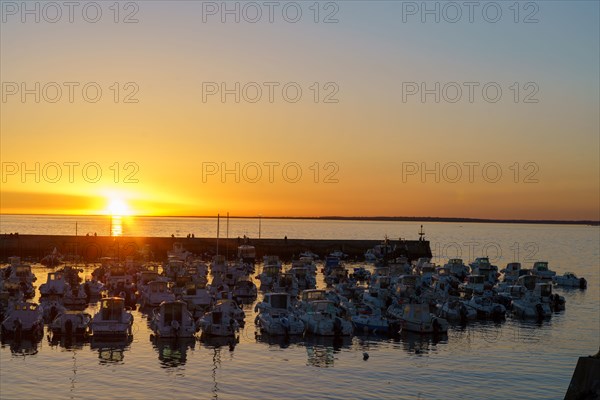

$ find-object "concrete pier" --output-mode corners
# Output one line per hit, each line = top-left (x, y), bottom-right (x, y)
(565, 351), (600, 400)
(0, 234), (432, 263)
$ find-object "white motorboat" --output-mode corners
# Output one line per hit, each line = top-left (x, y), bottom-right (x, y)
(210, 254), (227, 275)
(299, 300), (353, 336)
(511, 293), (552, 319)
(210, 299), (245, 324)
(273, 272), (300, 297)
(237, 244), (256, 264)
(5, 257), (37, 298)
(459, 275), (486, 295)
(464, 296), (506, 319)
(296, 289), (327, 313)
(1, 300), (43, 337)
(500, 262), (522, 284)
(437, 298), (477, 322)
(41, 247), (63, 267)
(63, 284), (88, 309)
(257, 265), (281, 289)
(167, 242), (192, 262)
(83, 277), (105, 298)
(232, 280), (257, 300)
(469, 257), (499, 283)
(530, 261), (556, 281)
(89, 297), (133, 337)
(39, 271), (69, 298)
(351, 310), (395, 334)
(40, 296), (67, 323)
(198, 310), (239, 337)
(50, 310), (92, 336)
(290, 266), (316, 290)
(150, 300), (198, 338)
(552, 272), (587, 289)
(181, 284), (214, 318)
(140, 281), (176, 308)
(444, 258), (470, 280)
(255, 293), (305, 336)
(399, 303), (448, 334)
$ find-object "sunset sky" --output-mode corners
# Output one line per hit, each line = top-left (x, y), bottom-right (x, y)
(1, 1), (598, 220)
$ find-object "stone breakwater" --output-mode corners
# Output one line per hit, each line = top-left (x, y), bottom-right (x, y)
(0, 234), (432, 263)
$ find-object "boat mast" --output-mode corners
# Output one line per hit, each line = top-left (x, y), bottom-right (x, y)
(226, 212), (229, 261)
(216, 214), (220, 256)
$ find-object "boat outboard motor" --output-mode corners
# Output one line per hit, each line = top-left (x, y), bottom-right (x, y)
(171, 320), (180, 337)
(50, 305), (58, 322)
(459, 305), (468, 324)
(535, 303), (544, 320)
(580, 278), (587, 289)
(65, 318), (73, 335)
(333, 317), (343, 336)
(281, 316), (290, 336)
(13, 319), (23, 339)
(492, 305), (505, 320)
(432, 318), (441, 334)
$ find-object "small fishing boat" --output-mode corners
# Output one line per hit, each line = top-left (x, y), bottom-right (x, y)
(500, 262), (522, 284)
(552, 272), (587, 289)
(212, 299), (245, 325)
(40, 296), (67, 323)
(255, 293), (305, 336)
(351, 304), (396, 334)
(150, 301), (198, 338)
(89, 297), (133, 337)
(459, 275), (486, 296)
(399, 303), (448, 334)
(1, 301), (43, 337)
(41, 247), (63, 267)
(198, 310), (239, 337)
(469, 257), (499, 283)
(181, 284), (214, 318)
(232, 280), (257, 300)
(63, 284), (88, 309)
(444, 258), (470, 280)
(39, 272), (69, 298)
(50, 310), (92, 336)
(140, 281), (176, 308)
(437, 298), (477, 322)
(530, 261), (556, 281)
(464, 296), (506, 319)
(300, 300), (353, 336)
(511, 294), (552, 319)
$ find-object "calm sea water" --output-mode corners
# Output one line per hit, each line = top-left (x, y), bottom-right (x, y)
(0, 215), (598, 399)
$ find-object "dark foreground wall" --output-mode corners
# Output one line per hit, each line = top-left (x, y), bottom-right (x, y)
(565, 354), (600, 400)
(0, 234), (431, 263)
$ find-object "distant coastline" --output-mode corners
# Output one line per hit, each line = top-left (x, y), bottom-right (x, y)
(1, 213), (598, 226)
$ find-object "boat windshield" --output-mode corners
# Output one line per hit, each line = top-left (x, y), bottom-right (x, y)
(101, 299), (124, 320)
(164, 302), (183, 324)
(270, 294), (289, 309)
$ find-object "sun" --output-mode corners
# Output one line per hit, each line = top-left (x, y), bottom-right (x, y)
(106, 196), (132, 216)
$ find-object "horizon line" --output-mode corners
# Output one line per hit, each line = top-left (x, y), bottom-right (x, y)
(1, 212), (598, 226)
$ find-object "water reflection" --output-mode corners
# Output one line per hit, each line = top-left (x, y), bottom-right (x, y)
(151, 336), (196, 368)
(255, 332), (304, 349)
(90, 336), (133, 364)
(47, 332), (88, 351)
(304, 336), (352, 367)
(200, 334), (239, 351)
(110, 216), (123, 237)
(1, 335), (42, 356)
(398, 330), (448, 355)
